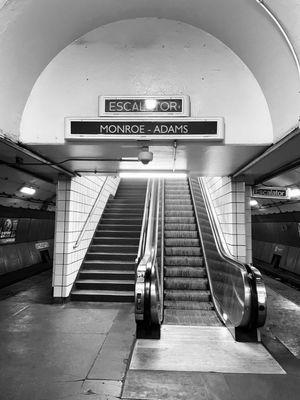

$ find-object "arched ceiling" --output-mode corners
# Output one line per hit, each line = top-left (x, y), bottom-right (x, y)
(0, 0), (300, 142)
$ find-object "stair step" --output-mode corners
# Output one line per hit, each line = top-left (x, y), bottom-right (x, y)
(86, 252), (136, 261)
(164, 256), (204, 267)
(101, 218), (142, 223)
(83, 260), (135, 270)
(79, 270), (135, 279)
(164, 266), (207, 277)
(93, 237), (139, 245)
(103, 211), (144, 217)
(70, 290), (134, 302)
(76, 279), (135, 290)
(95, 230), (140, 238)
(164, 277), (208, 290)
(164, 290), (211, 302)
(164, 300), (214, 310)
(98, 224), (141, 231)
(164, 247), (202, 256)
(89, 245), (138, 253)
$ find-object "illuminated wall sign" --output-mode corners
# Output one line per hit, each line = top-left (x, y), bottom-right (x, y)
(0, 218), (18, 244)
(35, 242), (49, 250)
(252, 186), (287, 199)
(65, 118), (224, 140)
(99, 95), (190, 117)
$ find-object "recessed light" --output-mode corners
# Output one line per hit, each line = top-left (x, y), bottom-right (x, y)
(20, 186), (36, 195)
(250, 199), (258, 207)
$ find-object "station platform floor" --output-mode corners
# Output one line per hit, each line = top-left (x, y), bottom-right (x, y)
(0, 270), (299, 400)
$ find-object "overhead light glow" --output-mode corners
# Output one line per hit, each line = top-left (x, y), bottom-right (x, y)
(119, 172), (187, 179)
(287, 187), (300, 199)
(250, 199), (258, 207)
(20, 186), (36, 196)
(222, 313), (228, 321)
(144, 99), (157, 111)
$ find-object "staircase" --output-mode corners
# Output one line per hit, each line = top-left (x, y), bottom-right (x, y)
(163, 179), (221, 326)
(71, 179), (147, 302)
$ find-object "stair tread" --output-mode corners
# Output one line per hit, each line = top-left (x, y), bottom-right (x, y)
(76, 279), (135, 284)
(84, 260), (135, 264)
(71, 289), (134, 295)
(81, 269), (135, 274)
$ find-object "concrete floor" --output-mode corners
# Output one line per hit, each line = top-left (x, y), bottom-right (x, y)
(0, 270), (135, 400)
(0, 270), (299, 400)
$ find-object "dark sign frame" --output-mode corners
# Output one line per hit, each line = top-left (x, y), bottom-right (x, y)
(65, 118), (224, 140)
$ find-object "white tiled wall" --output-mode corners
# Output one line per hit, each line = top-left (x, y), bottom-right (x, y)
(203, 177), (251, 263)
(53, 175), (120, 298)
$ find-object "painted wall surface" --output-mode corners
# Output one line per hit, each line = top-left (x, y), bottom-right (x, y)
(53, 175), (119, 298)
(20, 18), (272, 145)
(204, 177), (250, 263)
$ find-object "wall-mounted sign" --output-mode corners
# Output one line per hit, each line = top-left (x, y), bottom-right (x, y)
(252, 186), (287, 199)
(99, 95), (190, 117)
(0, 218), (18, 244)
(65, 118), (224, 140)
(35, 241), (49, 250)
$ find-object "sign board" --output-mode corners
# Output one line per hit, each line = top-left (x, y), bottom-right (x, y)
(65, 118), (224, 140)
(0, 218), (18, 244)
(252, 186), (287, 199)
(99, 95), (190, 117)
(35, 241), (49, 250)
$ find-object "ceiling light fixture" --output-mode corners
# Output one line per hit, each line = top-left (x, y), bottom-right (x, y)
(250, 199), (258, 207)
(287, 187), (300, 199)
(20, 186), (36, 196)
(119, 172), (187, 179)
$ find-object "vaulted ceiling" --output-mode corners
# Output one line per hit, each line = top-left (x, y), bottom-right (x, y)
(0, 0), (300, 143)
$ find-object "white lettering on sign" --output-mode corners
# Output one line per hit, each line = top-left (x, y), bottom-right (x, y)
(99, 95), (190, 116)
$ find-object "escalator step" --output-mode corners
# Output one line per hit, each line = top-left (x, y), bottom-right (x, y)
(164, 289), (211, 301)
(164, 309), (222, 326)
(164, 277), (208, 290)
(164, 266), (207, 277)
(164, 231), (198, 239)
(164, 247), (202, 256)
(165, 238), (200, 247)
(164, 300), (214, 310)
(165, 223), (197, 231)
(164, 256), (204, 266)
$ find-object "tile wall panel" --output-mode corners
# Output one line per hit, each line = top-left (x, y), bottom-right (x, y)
(53, 175), (120, 298)
(203, 177), (249, 263)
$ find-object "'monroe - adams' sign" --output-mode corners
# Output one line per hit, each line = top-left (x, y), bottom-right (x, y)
(65, 118), (224, 140)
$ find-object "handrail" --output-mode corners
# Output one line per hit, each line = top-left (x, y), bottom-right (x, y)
(73, 177), (110, 249)
(135, 179), (151, 265)
(189, 177), (267, 340)
(135, 179), (163, 338)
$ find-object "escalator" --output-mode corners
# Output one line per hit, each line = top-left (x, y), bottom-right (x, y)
(135, 177), (267, 341)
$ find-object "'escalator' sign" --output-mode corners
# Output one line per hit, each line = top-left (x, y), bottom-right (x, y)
(65, 118), (224, 140)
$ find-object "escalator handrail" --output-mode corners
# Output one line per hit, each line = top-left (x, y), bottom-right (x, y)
(135, 180), (162, 324)
(191, 177), (266, 329)
(135, 179), (151, 265)
(198, 177), (267, 328)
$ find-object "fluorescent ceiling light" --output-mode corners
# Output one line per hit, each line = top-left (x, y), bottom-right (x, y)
(119, 172), (187, 179)
(20, 186), (36, 196)
(287, 187), (300, 199)
(250, 199), (258, 207)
